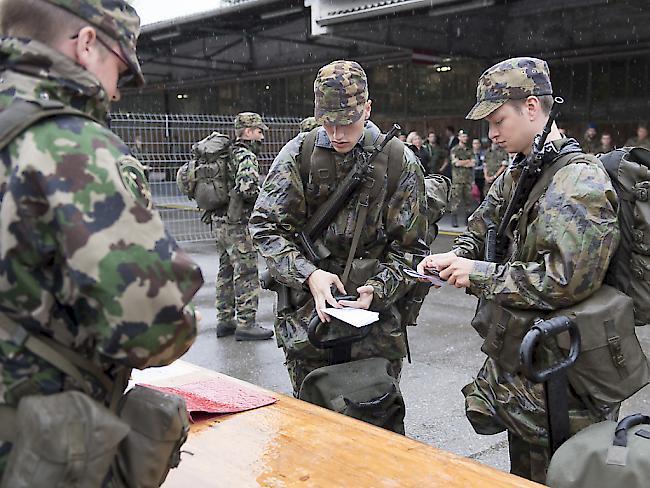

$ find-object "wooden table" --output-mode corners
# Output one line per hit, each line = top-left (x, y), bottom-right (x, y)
(132, 361), (542, 488)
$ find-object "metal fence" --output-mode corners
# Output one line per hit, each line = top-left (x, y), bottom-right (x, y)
(109, 113), (302, 242)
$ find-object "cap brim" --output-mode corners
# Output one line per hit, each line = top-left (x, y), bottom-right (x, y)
(258, 123), (269, 131)
(120, 41), (145, 88)
(315, 105), (364, 126)
(465, 99), (506, 120)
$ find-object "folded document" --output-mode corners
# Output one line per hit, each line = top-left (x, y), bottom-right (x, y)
(322, 307), (380, 328)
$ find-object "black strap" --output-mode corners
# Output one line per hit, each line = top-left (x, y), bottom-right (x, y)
(613, 414), (650, 447)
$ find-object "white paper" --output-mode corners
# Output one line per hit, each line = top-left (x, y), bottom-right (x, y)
(322, 307), (380, 328)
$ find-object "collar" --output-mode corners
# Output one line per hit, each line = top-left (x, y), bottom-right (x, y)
(0, 36), (110, 121)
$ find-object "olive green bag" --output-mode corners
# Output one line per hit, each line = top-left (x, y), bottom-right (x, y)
(473, 285), (649, 404)
(547, 413), (650, 487)
(0, 323), (190, 488)
(0, 391), (130, 488)
(299, 357), (405, 434)
(112, 386), (190, 488)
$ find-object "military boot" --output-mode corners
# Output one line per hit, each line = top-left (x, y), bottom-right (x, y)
(451, 213), (459, 228)
(216, 320), (237, 338)
(235, 325), (274, 341)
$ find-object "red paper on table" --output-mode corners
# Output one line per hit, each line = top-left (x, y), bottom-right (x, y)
(141, 377), (278, 423)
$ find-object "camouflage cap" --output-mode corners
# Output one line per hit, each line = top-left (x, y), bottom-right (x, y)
(300, 116), (318, 132)
(314, 60), (368, 126)
(234, 112), (269, 131)
(466, 57), (553, 120)
(44, 0), (145, 87)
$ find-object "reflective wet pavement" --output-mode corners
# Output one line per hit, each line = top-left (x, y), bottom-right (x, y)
(180, 235), (650, 474)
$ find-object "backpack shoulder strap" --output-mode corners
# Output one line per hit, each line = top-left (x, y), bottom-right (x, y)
(0, 98), (97, 153)
(299, 127), (319, 186)
(387, 138), (405, 197)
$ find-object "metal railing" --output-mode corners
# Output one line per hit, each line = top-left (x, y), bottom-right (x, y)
(109, 112), (302, 242)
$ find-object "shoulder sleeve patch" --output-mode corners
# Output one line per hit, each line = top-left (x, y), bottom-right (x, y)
(117, 155), (153, 210)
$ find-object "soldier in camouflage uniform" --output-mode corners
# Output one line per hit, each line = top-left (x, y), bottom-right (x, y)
(0, 0), (203, 475)
(299, 116), (318, 133)
(250, 60), (428, 401)
(483, 141), (509, 192)
(214, 112), (274, 340)
(580, 123), (599, 154)
(449, 130), (475, 226)
(419, 57), (620, 483)
(625, 123), (650, 150)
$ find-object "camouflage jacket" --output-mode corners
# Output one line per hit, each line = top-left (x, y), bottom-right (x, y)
(450, 145), (474, 184)
(625, 137), (650, 151)
(484, 146), (509, 177)
(249, 122), (428, 360)
(0, 38), (203, 407)
(453, 138), (619, 310)
(225, 138), (260, 222)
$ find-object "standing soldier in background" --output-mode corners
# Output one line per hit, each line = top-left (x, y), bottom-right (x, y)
(419, 57), (622, 484)
(597, 132), (614, 154)
(449, 130), (475, 227)
(250, 60), (428, 421)
(625, 123), (650, 150)
(0, 0), (203, 480)
(483, 140), (509, 192)
(423, 131), (448, 175)
(580, 123), (599, 154)
(215, 112), (274, 341)
(300, 116), (318, 133)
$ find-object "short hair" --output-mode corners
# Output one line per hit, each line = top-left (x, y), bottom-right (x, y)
(446, 125), (455, 133)
(406, 131), (420, 145)
(0, 0), (85, 45)
(509, 95), (554, 116)
(639, 123), (648, 130)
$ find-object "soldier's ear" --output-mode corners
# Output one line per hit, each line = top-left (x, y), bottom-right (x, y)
(74, 26), (99, 68)
(364, 100), (372, 120)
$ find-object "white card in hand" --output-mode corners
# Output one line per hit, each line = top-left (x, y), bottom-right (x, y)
(322, 308), (380, 328)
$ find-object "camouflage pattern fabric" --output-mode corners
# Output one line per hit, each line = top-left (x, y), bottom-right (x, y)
(0, 37), (203, 473)
(449, 144), (474, 213)
(44, 0), (144, 87)
(484, 146), (509, 190)
(625, 137), (650, 151)
(466, 57), (552, 120)
(234, 112), (268, 131)
(214, 222), (259, 330)
(313, 60), (368, 125)
(249, 122), (428, 393)
(454, 138), (620, 482)
(300, 116), (318, 133)
(213, 138), (261, 328)
(222, 139), (262, 223)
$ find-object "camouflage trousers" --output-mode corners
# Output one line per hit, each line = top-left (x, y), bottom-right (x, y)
(449, 181), (473, 213)
(463, 357), (619, 484)
(285, 355), (403, 399)
(214, 221), (259, 329)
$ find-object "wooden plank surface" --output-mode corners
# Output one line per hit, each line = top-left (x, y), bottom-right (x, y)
(133, 361), (542, 488)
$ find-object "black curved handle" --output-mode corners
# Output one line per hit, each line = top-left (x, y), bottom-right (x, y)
(613, 414), (650, 447)
(520, 316), (581, 383)
(307, 295), (373, 349)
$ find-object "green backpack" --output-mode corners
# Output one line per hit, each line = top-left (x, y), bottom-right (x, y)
(176, 131), (232, 213)
(547, 413), (650, 487)
(600, 146), (650, 326)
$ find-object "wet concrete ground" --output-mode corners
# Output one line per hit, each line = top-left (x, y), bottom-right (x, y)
(180, 231), (650, 475)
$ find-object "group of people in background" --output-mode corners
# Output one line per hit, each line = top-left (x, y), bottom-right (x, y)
(398, 121), (649, 227)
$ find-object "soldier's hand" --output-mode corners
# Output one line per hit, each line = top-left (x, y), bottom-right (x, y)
(307, 269), (346, 322)
(338, 285), (374, 310)
(417, 251), (456, 275)
(437, 255), (473, 288)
